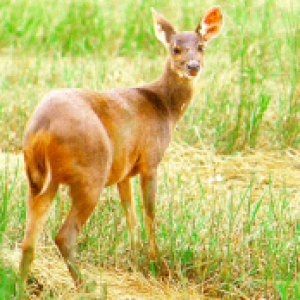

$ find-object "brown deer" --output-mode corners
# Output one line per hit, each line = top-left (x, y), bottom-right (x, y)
(20, 5), (223, 293)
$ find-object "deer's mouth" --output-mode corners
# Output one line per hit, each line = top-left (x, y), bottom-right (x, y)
(187, 69), (200, 77)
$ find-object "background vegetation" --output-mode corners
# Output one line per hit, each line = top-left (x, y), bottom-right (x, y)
(0, 0), (299, 299)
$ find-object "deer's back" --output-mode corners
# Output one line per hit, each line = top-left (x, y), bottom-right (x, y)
(24, 88), (172, 186)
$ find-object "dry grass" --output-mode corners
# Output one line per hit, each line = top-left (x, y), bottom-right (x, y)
(163, 143), (300, 203)
(0, 146), (299, 299)
(1, 247), (208, 299)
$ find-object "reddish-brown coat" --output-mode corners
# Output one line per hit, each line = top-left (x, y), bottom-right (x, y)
(19, 6), (223, 295)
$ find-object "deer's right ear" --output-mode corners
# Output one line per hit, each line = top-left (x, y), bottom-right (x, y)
(151, 8), (176, 47)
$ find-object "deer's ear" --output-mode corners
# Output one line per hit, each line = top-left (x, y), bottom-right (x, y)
(196, 6), (223, 43)
(152, 8), (176, 46)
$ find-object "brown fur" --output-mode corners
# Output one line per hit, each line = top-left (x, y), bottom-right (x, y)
(19, 6), (223, 295)
(24, 130), (79, 195)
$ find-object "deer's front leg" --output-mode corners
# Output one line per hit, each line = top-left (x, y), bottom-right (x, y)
(118, 178), (137, 261)
(141, 170), (158, 261)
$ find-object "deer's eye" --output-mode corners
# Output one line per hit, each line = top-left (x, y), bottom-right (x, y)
(173, 46), (182, 55)
(197, 45), (204, 52)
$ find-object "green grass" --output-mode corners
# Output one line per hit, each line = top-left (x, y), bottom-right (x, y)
(0, 0), (298, 152)
(0, 0), (299, 298)
(0, 261), (18, 300)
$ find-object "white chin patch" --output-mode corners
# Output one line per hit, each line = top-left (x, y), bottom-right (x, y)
(178, 70), (201, 80)
(172, 63), (202, 81)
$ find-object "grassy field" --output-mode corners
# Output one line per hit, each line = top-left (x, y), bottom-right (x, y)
(0, 0), (299, 299)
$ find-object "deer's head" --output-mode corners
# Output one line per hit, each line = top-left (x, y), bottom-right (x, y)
(152, 6), (223, 79)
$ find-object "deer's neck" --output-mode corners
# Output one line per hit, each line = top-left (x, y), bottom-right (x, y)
(147, 59), (195, 124)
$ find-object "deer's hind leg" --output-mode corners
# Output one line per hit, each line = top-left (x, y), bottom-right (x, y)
(54, 165), (110, 287)
(20, 182), (58, 295)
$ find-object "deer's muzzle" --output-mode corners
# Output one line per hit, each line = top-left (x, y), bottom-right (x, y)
(186, 61), (200, 76)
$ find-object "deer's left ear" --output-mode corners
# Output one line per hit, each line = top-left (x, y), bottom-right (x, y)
(196, 6), (223, 43)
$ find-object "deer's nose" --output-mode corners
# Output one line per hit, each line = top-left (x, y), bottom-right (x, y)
(186, 61), (200, 76)
(187, 61), (200, 72)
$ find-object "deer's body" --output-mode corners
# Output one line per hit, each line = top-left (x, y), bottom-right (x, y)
(20, 6), (223, 296)
(24, 59), (193, 189)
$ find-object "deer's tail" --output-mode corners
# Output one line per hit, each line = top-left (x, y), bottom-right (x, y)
(23, 130), (52, 196)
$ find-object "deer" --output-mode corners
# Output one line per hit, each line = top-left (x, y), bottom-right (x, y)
(19, 5), (223, 295)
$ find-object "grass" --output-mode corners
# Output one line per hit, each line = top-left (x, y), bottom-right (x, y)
(0, 0), (299, 299)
